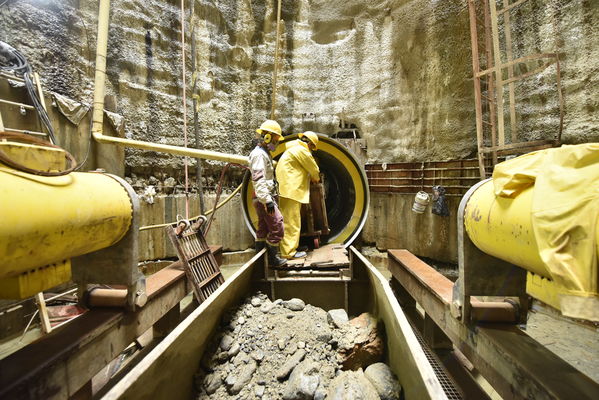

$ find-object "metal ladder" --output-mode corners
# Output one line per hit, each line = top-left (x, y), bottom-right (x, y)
(467, 0), (563, 178)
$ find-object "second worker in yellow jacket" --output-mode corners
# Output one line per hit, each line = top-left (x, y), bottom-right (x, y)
(276, 131), (320, 259)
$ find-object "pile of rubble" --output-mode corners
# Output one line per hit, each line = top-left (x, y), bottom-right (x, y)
(194, 292), (401, 399)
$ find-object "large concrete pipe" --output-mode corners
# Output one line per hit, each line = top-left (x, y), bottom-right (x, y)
(241, 134), (370, 247)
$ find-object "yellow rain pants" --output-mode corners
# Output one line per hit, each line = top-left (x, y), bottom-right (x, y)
(279, 197), (302, 258)
(276, 140), (320, 258)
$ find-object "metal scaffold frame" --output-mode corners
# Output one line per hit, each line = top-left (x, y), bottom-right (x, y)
(467, 0), (564, 178)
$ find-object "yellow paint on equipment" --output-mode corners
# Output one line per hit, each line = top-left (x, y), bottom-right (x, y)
(464, 179), (550, 278)
(0, 260), (71, 299)
(526, 272), (561, 312)
(0, 141), (67, 172)
(0, 167), (132, 297)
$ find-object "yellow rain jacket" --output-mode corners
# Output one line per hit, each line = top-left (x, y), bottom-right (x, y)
(276, 140), (320, 203)
(493, 143), (599, 320)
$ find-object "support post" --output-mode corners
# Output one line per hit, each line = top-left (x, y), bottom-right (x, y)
(270, 0), (283, 119)
(35, 292), (52, 334)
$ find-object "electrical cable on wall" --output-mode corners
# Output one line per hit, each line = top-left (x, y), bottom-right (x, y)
(0, 41), (58, 144)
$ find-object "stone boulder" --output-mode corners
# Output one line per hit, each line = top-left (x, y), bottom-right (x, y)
(202, 371), (222, 395)
(327, 308), (349, 328)
(327, 369), (380, 400)
(277, 349), (307, 381)
(284, 298), (306, 311)
(338, 313), (384, 370)
(282, 359), (321, 400)
(364, 362), (402, 400)
(225, 359), (257, 394)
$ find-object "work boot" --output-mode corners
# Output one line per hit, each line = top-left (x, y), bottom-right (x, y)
(255, 240), (266, 253)
(293, 250), (307, 258)
(267, 244), (287, 268)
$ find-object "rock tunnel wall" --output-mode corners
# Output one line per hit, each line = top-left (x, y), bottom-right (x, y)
(1, 0), (597, 258)
(1, 0), (597, 168)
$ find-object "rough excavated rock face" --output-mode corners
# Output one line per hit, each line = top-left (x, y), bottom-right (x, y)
(1, 0), (597, 176)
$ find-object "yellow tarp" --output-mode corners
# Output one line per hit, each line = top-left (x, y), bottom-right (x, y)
(493, 144), (599, 320)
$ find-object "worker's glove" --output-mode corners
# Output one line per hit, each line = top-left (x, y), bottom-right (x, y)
(266, 201), (276, 215)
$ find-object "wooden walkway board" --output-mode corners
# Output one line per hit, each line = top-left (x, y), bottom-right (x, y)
(282, 244), (349, 270)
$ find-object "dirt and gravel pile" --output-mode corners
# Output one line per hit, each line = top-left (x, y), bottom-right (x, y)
(194, 292), (401, 399)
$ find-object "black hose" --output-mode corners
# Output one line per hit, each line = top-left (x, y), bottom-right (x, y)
(0, 41), (58, 144)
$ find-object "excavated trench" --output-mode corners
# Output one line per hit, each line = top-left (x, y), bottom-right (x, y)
(194, 292), (401, 400)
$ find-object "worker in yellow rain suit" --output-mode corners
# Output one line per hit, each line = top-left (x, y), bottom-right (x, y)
(276, 131), (320, 259)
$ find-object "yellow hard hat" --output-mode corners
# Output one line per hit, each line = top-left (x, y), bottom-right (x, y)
(298, 131), (319, 150)
(256, 120), (282, 137)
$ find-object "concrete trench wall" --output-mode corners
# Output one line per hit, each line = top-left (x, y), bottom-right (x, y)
(362, 193), (461, 264)
(138, 192), (254, 260)
(137, 191), (461, 265)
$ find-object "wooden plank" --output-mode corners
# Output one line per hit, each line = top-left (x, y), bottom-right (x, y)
(34, 292), (52, 334)
(387, 250), (599, 400)
(500, 59), (556, 86)
(282, 245), (349, 270)
(480, 139), (556, 153)
(467, 0), (487, 178)
(483, 0), (498, 166)
(555, 57), (564, 142)
(503, 0), (518, 142)
(0, 264), (188, 400)
(497, 0), (528, 15)
(475, 52), (558, 78)
(33, 73), (48, 112)
(489, 0), (505, 147)
(307, 244), (335, 265)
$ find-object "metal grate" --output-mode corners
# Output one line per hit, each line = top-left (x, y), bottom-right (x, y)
(409, 322), (464, 400)
(167, 224), (224, 303)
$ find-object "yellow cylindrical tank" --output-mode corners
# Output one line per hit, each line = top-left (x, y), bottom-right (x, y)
(463, 179), (551, 278)
(0, 168), (132, 280)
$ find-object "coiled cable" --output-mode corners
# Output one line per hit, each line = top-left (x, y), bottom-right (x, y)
(0, 40), (58, 144)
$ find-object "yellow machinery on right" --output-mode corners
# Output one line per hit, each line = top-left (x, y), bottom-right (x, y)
(454, 143), (599, 323)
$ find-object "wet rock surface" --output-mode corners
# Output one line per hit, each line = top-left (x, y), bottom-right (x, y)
(194, 292), (401, 399)
(364, 363), (402, 400)
(4, 0), (596, 177)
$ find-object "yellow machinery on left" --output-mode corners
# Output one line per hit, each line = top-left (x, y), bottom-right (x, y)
(0, 139), (146, 309)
